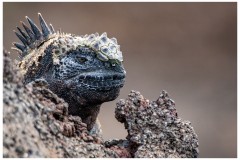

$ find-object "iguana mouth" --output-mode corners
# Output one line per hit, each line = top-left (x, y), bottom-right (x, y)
(78, 73), (125, 91)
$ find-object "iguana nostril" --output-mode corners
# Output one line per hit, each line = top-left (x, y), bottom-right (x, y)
(113, 75), (118, 80)
(79, 75), (85, 80)
(85, 75), (91, 79)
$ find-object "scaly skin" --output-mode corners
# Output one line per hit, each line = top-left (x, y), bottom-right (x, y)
(12, 13), (126, 131)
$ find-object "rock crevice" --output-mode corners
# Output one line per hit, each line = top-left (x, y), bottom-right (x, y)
(3, 50), (199, 158)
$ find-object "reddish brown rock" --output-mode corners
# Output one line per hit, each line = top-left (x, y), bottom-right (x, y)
(3, 50), (199, 158)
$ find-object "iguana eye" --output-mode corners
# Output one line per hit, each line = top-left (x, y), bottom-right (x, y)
(77, 57), (88, 64)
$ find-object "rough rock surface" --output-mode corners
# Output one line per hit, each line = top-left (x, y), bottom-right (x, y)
(3, 50), (199, 158)
(3, 50), (118, 158)
(115, 90), (199, 158)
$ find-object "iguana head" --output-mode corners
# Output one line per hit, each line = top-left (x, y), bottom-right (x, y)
(13, 13), (126, 129)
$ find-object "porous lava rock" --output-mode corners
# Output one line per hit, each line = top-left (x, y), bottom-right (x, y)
(3, 50), (119, 158)
(115, 90), (199, 158)
(3, 50), (199, 158)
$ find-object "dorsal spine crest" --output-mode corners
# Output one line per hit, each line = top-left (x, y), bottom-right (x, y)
(13, 13), (123, 63)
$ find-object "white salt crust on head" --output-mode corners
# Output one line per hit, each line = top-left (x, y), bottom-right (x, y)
(51, 32), (123, 65)
(18, 32), (124, 75)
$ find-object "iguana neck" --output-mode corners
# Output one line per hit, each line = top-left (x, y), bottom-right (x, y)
(68, 103), (101, 131)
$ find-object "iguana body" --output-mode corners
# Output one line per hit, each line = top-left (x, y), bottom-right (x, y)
(12, 13), (126, 131)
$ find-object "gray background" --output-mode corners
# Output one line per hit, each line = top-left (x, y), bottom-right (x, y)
(3, 2), (237, 158)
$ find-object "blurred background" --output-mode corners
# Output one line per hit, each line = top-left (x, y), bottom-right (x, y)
(3, 2), (237, 158)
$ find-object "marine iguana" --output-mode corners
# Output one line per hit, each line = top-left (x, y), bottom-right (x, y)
(12, 13), (126, 131)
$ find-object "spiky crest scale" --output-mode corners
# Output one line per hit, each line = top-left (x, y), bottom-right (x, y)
(12, 13), (54, 58)
(12, 13), (123, 63)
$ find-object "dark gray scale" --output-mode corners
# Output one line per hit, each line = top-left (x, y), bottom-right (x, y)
(12, 13), (54, 58)
(21, 21), (36, 43)
(12, 42), (25, 52)
(26, 16), (42, 40)
(16, 26), (29, 41)
(38, 13), (52, 38)
(14, 30), (28, 46)
(22, 43), (55, 84)
(12, 13), (126, 132)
